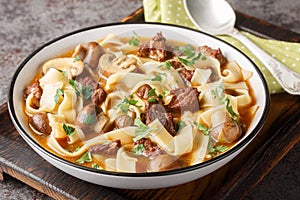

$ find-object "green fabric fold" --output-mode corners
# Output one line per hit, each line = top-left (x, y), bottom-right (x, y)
(143, 0), (300, 94)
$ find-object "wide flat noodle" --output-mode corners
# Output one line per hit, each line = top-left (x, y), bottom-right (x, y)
(39, 81), (63, 112)
(116, 147), (137, 173)
(58, 89), (77, 123)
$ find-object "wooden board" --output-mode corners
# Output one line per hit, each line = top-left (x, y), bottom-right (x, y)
(1, 7), (300, 200)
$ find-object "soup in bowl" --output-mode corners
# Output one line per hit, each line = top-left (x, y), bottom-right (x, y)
(8, 23), (269, 189)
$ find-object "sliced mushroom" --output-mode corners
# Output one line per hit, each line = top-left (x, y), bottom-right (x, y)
(71, 44), (87, 60)
(28, 113), (52, 135)
(210, 118), (242, 144)
(114, 114), (134, 129)
(98, 53), (139, 77)
(93, 113), (109, 134)
(148, 154), (186, 172)
(42, 58), (84, 78)
(83, 42), (105, 69)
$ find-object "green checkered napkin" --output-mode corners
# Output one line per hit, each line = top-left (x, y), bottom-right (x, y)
(143, 0), (300, 94)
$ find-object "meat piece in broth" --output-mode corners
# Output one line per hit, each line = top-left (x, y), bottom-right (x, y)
(83, 42), (105, 69)
(137, 32), (173, 61)
(146, 104), (176, 136)
(198, 45), (227, 66)
(148, 154), (187, 172)
(90, 140), (121, 156)
(29, 113), (52, 135)
(167, 88), (200, 113)
(24, 79), (42, 108)
(134, 138), (164, 160)
(114, 114), (134, 129)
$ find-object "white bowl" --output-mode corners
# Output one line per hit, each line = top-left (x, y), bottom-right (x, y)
(8, 23), (269, 189)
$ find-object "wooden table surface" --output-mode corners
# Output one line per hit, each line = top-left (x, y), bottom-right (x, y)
(1, 6), (300, 199)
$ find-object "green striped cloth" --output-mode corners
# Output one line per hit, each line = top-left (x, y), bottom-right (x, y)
(143, 0), (300, 94)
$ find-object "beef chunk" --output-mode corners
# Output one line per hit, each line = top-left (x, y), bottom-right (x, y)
(29, 113), (52, 135)
(77, 76), (98, 91)
(89, 140), (121, 156)
(167, 88), (200, 113)
(134, 138), (164, 160)
(179, 68), (195, 82)
(170, 60), (184, 70)
(198, 45), (227, 66)
(24, 79), (42, 108)
(114, 114), (134, 129)
(137, 32), (172, 62)
(92, 87), (106, 105)
(75, 104), (100, 130)
(136, 84), (152, 99)
(146, 104), (176, 135)
(169, 60), (194, 83)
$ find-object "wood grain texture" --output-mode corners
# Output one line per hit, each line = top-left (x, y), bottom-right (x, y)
(1, 7), (300, 200)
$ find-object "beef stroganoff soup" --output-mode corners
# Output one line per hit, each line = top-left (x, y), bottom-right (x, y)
(23, 32), (258, 173)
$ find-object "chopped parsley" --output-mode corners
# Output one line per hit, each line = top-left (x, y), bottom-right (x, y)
(54, 88), (64, 104)
(163, 61), (172, 70)
(56, 69), (67, 78)
(211, 85), (225, 102)
(193, 121), (210, 135)
(208, 137), (228, 156)
(69, 79), (82, 96)
(147, 98), (157, 103)
(174, 44), (195, 57)
(76, 152), (92, 164)
(73, 55), (81, 62)
(151, 74), (162, 82)
(175, 44), (203, 66)
(63, 123), (75, 136)
(116, 97), (141, 113)
(132, 144), (145, 155)
(133, 118), (154, 142)
(92, 163), (103, 170)
(225, 98), (240, 124)
(83, 114), (97, 125)
(176, 120), (187, 132)
(128, 31), (140, 46)
(81, 85), (93, 100)
(148, 88), (156, 97)
(68, 79), (93, 100)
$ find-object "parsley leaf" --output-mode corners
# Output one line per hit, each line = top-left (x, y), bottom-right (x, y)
(147, 97), (157, 103)
(133, 118), (154, 142)
(76, 152), (92, 163)
(128, 31), (140, 46)
(208, 137), (228, 156)
(92, 163), (103, 170)
(225, 98), (240, 124)
(69, 79), (82, 96)
(176, 120), (187, 132)
(211, 85), (225, 102)
(69, 79), (93, 100)
(73, 55), (81, 62)
(132, 144), (145, 155)
(164, 61), (172, 70)
(151, 74), (162, 82)
(193, 121), (210, 135)
(63, 123), (75, 136)
(81, 85), (93, 100)
(56, 69), (67, 78)
(148, 88), (156, 97)
(54, 88), (64, 104)
(115, 97), (141, 113)
(178, 57), (193, 66)
(83, 114), (97, 125)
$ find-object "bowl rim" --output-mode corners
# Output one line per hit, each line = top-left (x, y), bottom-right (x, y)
(8, 22), (270, 177)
